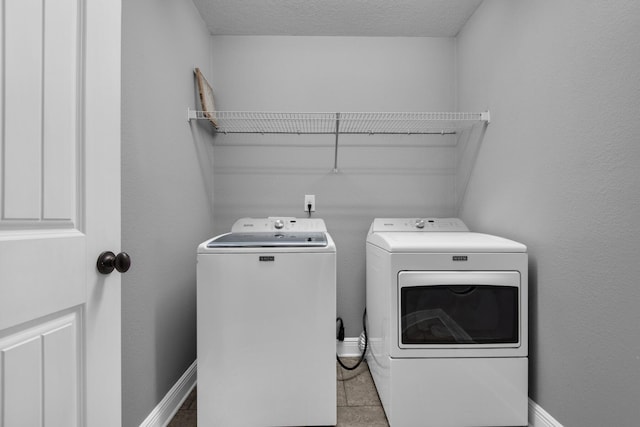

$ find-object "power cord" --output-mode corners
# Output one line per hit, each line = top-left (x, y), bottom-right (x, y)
(307, 203), (312, 218)
(336, 309), (368, 371)
(336, 318), (345, 341)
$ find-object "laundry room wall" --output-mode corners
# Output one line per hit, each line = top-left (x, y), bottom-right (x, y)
(207, 36), (457, 336)
(456, 1), (640, 426)
(121, 0), (214, 425)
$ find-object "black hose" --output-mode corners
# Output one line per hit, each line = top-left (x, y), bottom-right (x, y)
(336, 309), (368, 371)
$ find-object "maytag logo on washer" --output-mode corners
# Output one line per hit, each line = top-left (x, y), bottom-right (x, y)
(259, 256), (275, 262)
(452, 256), (468, 261)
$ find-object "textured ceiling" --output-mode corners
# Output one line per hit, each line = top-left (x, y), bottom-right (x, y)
(192, 0), (483, 37)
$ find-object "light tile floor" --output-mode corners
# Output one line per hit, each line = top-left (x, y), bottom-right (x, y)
(168, 358), (389, 427)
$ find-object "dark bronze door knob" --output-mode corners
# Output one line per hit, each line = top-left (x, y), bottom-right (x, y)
(97, 251), (131, 274)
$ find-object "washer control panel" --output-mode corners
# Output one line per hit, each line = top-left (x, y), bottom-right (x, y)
(369, 218), (469, 233)
(231, 217), (328, 233)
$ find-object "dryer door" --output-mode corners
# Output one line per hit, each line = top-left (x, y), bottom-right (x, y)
(396, 271), (525, 357)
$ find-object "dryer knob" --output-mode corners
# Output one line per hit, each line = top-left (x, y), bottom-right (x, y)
(415, 219), (426, 229)
(274, 219), (285, 229)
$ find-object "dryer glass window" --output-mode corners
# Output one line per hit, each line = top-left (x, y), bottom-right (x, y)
(400, 285), (518, 344)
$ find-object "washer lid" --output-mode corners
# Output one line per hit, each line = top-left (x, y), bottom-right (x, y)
(206, 232), (328, 248)
(367, 232), (526, 253)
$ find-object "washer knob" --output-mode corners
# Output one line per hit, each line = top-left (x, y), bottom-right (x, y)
(274, 219), (285, 229)
(415, 219), (426, 229)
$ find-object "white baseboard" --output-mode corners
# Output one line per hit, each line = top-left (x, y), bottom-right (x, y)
(337, 337), (363, 358)
(529, 398), (563, 427)
(139, 360), (197, 427)
(137, 357), (560, 427)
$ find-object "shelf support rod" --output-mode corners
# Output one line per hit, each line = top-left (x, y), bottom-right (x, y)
(333, 112), (341, 173)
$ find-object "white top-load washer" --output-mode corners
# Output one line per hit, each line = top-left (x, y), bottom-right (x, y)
(197, 217), (336, 427)
(366, 218), (528, 427)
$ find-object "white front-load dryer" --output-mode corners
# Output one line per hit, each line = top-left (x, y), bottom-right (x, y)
(366, 218), (528, 427)
(197, 217), (336, 427)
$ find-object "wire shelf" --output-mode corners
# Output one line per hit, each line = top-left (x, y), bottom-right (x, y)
(338, 112), (486, 134)
(187, 110), (489, 135)
(186, 109), (490, 173)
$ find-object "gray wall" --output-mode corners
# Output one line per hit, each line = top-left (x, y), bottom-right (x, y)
(121, 2), (640, 424)
(209, 36), (457, 335)
(121, 1), (213, 425)
(457, 1), (640, 425)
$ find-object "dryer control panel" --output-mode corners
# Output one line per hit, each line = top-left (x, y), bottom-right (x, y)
(369, 218), (469, 233)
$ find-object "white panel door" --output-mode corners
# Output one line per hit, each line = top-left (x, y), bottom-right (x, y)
(0, 0), (122, 426)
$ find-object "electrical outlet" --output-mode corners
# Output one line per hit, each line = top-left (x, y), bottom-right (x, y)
(304, 195), (316, 212)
